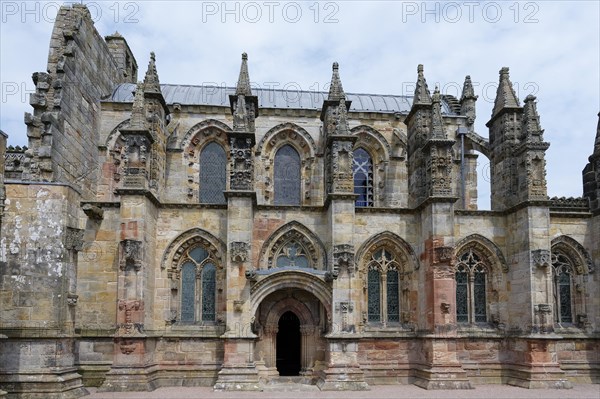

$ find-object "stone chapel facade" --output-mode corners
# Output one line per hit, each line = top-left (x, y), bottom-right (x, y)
(0, 5), (599, 398)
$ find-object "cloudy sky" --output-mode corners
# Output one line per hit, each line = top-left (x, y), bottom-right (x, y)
(1, 1), (598, 206)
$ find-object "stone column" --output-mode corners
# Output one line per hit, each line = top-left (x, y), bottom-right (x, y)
(300, 325), (315, 374)
(503, 207), (571, 389)
(413, 202), (472, 390)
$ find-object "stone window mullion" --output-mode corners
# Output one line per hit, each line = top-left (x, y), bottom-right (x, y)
(381, 271), (388, 326)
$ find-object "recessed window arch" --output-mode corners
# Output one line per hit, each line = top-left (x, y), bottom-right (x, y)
(353, 147), (374, 207)
(551, 251), (574, 324)
(179, 245), (217, 323)
(455, 248), (489, 323)
(367, 249), (401, 324)
(274, 145), (301, 206)
(199, 142), (227, 204)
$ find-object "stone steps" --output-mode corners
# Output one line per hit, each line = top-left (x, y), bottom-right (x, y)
(262, 376), (320, 392)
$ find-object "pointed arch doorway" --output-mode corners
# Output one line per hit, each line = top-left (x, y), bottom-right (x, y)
(254, 288), (328, 379)
(276, 311), (301, 376)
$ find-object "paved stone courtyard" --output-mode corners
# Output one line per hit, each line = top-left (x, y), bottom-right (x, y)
(85, 384), (600, 399)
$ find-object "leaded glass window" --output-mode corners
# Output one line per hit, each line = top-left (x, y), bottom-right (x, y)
(368, 268), (381, 322)
(274, 145), (301, 205)
(178, 245), (217, 323)
(386, 269), (400, 322)
(551, 252), (573, 324)
(455, 248), (488, 324)
(353, 148), (374, 207)
(473, 265), (487, 322)
(199, 142), (227, 204)
(455, 265), (468, 323)
(366, 248), (402, 324)
(275, 242), (310, 268)
(201, 263), (216, 322)
(180, 262), (196, 322)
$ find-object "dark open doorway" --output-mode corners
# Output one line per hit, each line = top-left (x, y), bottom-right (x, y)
(276, 311), (301, 376)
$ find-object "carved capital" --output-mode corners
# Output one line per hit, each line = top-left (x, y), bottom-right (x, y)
(230, 241), (250, 263)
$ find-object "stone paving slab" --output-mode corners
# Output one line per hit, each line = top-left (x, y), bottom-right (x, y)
(85, 384), (600, 399)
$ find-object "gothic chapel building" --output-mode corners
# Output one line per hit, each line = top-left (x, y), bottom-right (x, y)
(0, 5), (599, 398)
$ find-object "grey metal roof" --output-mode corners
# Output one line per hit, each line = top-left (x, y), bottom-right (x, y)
(107, 83), (454, 114)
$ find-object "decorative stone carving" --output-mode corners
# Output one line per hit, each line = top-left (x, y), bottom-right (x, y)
(64, 227), (84, 251)
(233, 300), (244, 312)
(329, 140), (354, 193)
(229, 137), (254, 191)
(336, 301), (354, 313)
(432, 264), (455, 279)
(535, 303), (552, 333)
(245, 269), (257, 283)
(116, 323), (144, 337)
(532, 249), (551, 268)
(324, 270), (338, 282)
(433, 246), (454, 264)
(119, 239), (143, 271)
(440, 303), (450, 314)
(67, 293), (78, 306)
(118, 300), (141, 323)
(82, 203), (104, 220)
(230, 241), (250, 262)
(332, 244), (354, 274)
(119, 340), (137, 355)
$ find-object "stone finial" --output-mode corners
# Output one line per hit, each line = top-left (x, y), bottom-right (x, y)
(129, 82), (146, 129)
(594, 111), (600, 155)
(327, 61), (345, 101)
(413, 64), (432, 106)
(431, 86), (445, 138)
(460, 75), (478, 127)
(491, 67), (520, 118)
(143, 51), (161, 94)
(460, 75), (477, 101)
(235, 52), (252, 97)
(522, 94), (544, 140)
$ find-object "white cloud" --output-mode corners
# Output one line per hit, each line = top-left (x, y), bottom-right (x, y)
(0, 0), (598, 203)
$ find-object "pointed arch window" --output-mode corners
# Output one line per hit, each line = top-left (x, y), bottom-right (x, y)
(199, 142), (227, 204)
(179, 246), (217, 323)
(551, 252), (574, 324)
(353, 147), (374, 207)
(274, 145), (301, 205)
(366, 249), (401, 324)
(455, 249), (488, 323)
